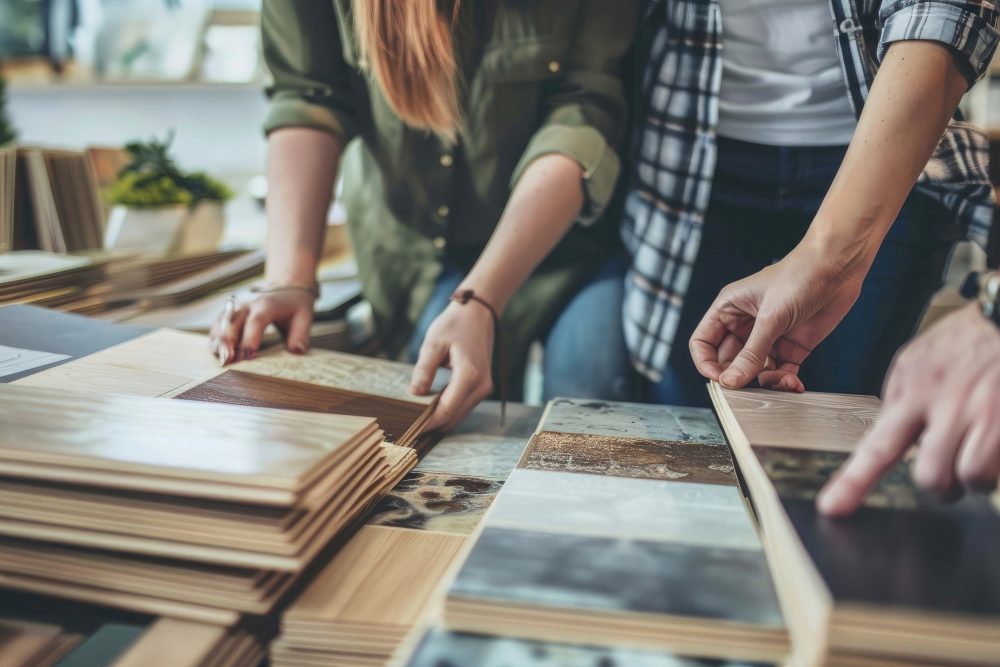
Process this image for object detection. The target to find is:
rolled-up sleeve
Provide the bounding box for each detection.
[509,0,638,226]
[878,0,1000,86]
[261,0,359,144]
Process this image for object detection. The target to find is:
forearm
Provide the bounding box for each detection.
[264,128,342,285]
[460,154,585,313]
[805,41,968,270]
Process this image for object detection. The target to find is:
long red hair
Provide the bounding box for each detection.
[353,0,462,138]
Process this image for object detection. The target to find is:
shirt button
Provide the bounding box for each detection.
[433,236,447,250]
[437,205,450,218]
[548,60,560,73]
[439,154,454,167]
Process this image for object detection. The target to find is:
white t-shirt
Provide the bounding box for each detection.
[717,0,858,146]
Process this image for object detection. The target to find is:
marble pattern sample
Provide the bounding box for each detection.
[449,527,784,628]
[540,398,724,445]
[405,628,772,667]
[367,471,503,535]
[417,432,529,480]
[488,469,761,551]
[521,431,735,484]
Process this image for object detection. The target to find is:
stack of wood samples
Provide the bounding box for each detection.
[209,347,441,450]
[271,526,466,667]
[708,384,1000,667]
[443,398,788,663]
[274,401,534,667]
[0,251,107,307]
[0,383,388,624]
[13,147,104,253]
[109,618,265,667]
[0,618,84,667]
[1,143,14,253]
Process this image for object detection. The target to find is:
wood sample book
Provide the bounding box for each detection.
[224,347,442,449]
[443,398,787,664]
[0,383,390,623]
[709,384,1000,667]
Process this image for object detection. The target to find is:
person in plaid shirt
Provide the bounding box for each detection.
[622,0,999,406]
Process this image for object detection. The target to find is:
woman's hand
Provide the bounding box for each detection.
[209,290,315,364]
[411,300,496,432]
[818,303,1000,516]
[690,241,867,392]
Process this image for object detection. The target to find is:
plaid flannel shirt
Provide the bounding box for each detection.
[622,0,1000,381]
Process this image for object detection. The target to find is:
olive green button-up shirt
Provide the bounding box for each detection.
[261,0,636,386]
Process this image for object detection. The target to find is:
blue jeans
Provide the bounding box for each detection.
[651,136,955,407]
[408,255,633,402]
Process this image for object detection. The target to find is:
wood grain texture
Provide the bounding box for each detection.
[0,619,62,667]
[718,387,881,453]
[110,619,227,667]
[520,431,736,485]
[13,329,223,398]
[0,383,376,494]
[367,472,503,535]
[177,370,428,445]
[235,348,437,406]
[285,525,465,629]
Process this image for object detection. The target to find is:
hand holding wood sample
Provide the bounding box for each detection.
[709,383,1000,667]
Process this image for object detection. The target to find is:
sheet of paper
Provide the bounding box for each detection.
[0,344,70,379]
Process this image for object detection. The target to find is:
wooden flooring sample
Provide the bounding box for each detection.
[235,348,436,405]
[0,619,62,667]
[0,383,376,498]
[367,472,502,535]
[13,329,222,398]
[538,398,725,445]
[717,386,881,453]
[520,431,736,485]
[177,370,426,445]
[285,525,464,630]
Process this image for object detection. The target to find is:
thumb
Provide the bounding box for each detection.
[720,314,785,389]
[285,308,313,355]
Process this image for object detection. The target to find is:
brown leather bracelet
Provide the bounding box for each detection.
[450,288,507,425]
[250,282,321,300]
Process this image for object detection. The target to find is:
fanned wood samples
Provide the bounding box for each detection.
[233,348,440,449]
[709,383,1000,667]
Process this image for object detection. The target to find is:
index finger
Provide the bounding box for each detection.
[424,358,486,433]
[690,311,730,381]
[816,406,925,516]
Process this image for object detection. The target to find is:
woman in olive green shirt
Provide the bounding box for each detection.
[210,0,638,430]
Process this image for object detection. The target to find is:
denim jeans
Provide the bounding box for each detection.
[408,255,633,402]
[651,136,956,407]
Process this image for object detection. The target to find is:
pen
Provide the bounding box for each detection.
[219,295,236,366]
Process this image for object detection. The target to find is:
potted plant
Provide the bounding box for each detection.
[103,133,233,255]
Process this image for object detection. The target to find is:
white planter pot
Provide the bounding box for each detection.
[104,201,226,256]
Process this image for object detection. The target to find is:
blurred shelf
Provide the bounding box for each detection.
[8,81,266,93]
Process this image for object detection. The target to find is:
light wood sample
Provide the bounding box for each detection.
[0,383,378,500]
[13,329,224,398]
[714,386,881,453]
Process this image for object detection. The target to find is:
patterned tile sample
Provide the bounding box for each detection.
[539,398,725,445]
[367,471,502,535]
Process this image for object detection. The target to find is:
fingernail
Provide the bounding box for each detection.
[719,370,740,388]
[219,348,230,366]
[816,485,842,515]
[291,343,307,354]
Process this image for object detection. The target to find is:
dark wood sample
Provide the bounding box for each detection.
[521,431,736,485]
[177,370,427,445]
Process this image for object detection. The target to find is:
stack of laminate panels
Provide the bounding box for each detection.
[443,397,789,664]
[0,383,390,625]
[709,384,1000,667]
[273,401,538,667]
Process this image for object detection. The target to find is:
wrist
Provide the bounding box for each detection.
[455,282,507,317]
[799,220,880,277]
